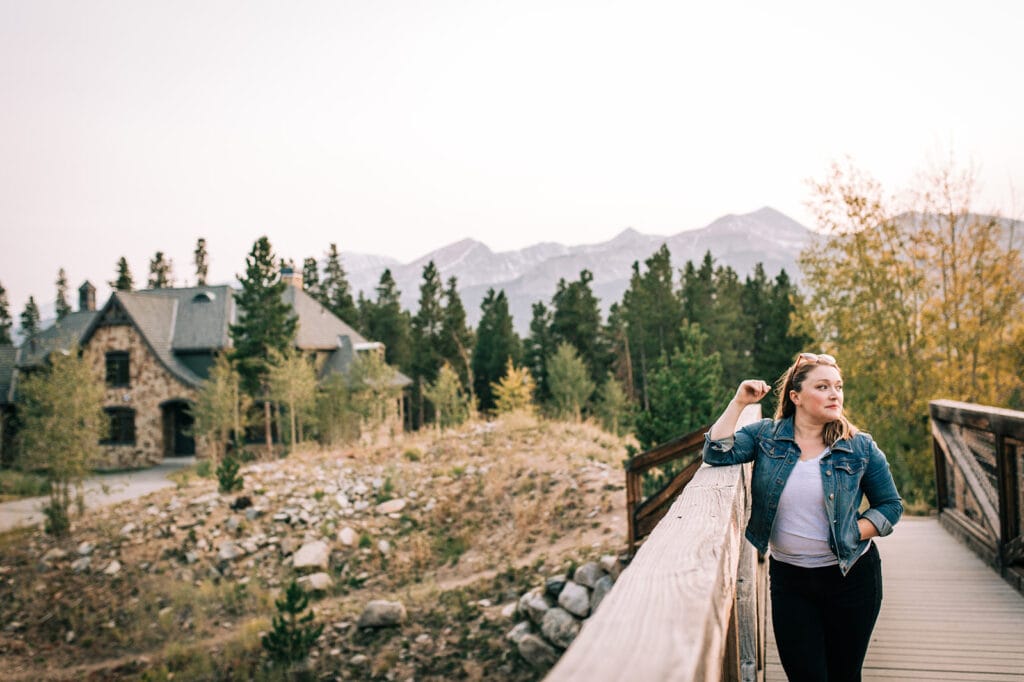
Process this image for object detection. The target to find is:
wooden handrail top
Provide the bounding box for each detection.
[548,405,761,682]
[626,427,709,473]
[930,399,1024,435]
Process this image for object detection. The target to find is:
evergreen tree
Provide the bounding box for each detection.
[594,373,632,436]
[679,252,715,329]
[321,243,358,325]
[361,269,412,372]
[110,256,134,291]
[302,256,322,302]
[546,342,595,421]
[229,236,299,447]
[437,276,475,400]
[148,251,174,289]
[634,322,724,451]
[620,245,683,407]
[261,578,324,665]
[524,301,555,403]
[55,268,72,320]
[194,237,209,286]
[20,296,40,339]
[472,288,521,412]
[550,269,607,384]
[0,281,12,344]
[410,261,445,428]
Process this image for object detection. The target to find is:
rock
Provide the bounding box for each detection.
[501,602,518,618]
[377,539,391,555]
[230,496,252,511]
[414,633,432,645]
[590,575,614,613]
[572,561,605,589]
[352,482,369,496]
[70,557,91,573]
[297,572,334,593]
[541,607,581,649]
[244,507,262,521]
[293,540,330,571]
[76,542,94,556]
[225,516,242,533]
[119,523,137,536]
[337,527,357,546]
[357,600,406,628]
[335,493,350,508]
[505,621,531,644]
[217,541,245,562]
[272,511,291,523]
[518,589,552,626]
[42,548,68,562]
[557,581,590,618]
[599,554,622,578]
[279,537,300,556]
[350,654,369,665]
[354,500,370,512]
[65,630,75,643]
[545,574,567,599]
[517,633,558,668]
[103,560,122,576]
[375,498,406,515]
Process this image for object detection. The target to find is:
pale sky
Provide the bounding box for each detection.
[1,0,1021,320]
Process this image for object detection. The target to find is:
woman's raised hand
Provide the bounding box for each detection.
[734,379,771,405]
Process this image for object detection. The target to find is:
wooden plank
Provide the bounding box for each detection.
[626,427,709,472]
[547,405,761,682]
[932,419,1000,536]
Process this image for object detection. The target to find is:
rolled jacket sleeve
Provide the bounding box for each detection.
[857,436,903,536]
[702,418,771,466]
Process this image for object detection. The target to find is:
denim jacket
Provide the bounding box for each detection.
[702,417,903,575]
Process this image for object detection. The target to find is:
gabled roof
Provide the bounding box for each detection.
[282,285,368,349]
[15,310,99,369]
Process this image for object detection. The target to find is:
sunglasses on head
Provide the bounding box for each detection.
[795,352,837,368]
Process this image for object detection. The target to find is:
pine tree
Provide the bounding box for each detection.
[194,237,209,286]
[55,268,72,320]
[620,245,683,407]
[550,269,607,384]
[20,296,41,339]
[546,342,595,421]
[410,262,445,428]
[438,276,475,401]
[0,281,12,344]
[261,578,324,665]
[302,256,322,302]
[472,288,521,412]
[148,251,173,289]
[229,236,299,448]
[110,256,134,291]
[524,301,554,403]
[634,322,724,451]
[361,269,412,371]
[321,243,358,325]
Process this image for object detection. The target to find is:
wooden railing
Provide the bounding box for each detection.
[931,399,1024,594]
[548,405,765,682]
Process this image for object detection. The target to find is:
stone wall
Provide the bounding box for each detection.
[83,324,200,469]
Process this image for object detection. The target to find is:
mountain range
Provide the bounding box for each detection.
[341,206,815,334]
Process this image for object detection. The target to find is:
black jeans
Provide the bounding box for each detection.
[769,543,882,682]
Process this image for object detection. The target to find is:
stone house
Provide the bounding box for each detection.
[3,276,409,470]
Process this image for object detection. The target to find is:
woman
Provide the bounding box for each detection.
[703,352,902,682]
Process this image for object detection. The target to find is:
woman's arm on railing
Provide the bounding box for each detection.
[709,380,771,441]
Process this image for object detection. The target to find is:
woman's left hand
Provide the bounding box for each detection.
[858,518,879,541]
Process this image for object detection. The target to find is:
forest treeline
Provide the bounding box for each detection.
[3,160,1022,507]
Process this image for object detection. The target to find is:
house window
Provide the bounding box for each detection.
[103,408,136,445]
[106,351,130,387]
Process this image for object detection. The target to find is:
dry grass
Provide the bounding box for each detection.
[0,415,631,681]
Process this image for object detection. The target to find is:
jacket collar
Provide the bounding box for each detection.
[773,416,854,453]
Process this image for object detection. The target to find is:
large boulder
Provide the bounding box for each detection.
[557,580,591,618]
[518,589,553,626]
[357,600,407,628]
[590,574,614,613]
[517,633,559,668]
[572,561,606,589]
[541,607,581,650]
[293,540,330,571]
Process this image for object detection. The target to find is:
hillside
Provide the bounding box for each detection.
[0,415,631,681]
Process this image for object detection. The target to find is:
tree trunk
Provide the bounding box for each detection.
[264,400,272,452]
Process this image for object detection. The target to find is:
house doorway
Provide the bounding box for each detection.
[161,400,195,457]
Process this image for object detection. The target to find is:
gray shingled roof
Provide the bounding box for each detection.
[15,310,99,369]
[282,285,368,349]
[0,344,16,405]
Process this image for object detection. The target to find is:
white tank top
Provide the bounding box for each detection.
[769,450,839,568]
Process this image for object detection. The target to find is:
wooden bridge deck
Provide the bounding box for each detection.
[766,516,1024,681]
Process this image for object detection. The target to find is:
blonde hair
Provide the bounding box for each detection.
[773,354,858,446]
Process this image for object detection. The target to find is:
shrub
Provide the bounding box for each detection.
[261,579,323,665]
[216,450,243,493]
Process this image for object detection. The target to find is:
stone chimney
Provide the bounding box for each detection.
[79,281,96,312]
[280,265,303,290]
